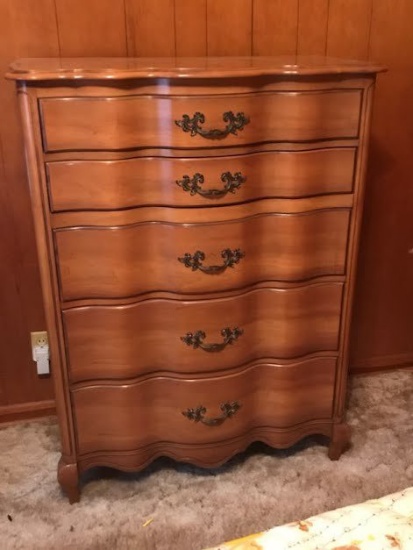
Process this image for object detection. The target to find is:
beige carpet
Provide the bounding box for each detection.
[1,370,412,550]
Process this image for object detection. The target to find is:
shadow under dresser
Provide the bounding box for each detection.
[7,56,384,502]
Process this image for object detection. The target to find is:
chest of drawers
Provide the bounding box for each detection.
[8,56,383,503]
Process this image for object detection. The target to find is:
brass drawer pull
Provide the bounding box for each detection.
[176,172,246,199]
[182,401,241,426]
[175,111,249,140]
[181,327,243,353]
[178,248,244,275]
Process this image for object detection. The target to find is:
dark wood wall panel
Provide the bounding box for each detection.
[350,0,413,370]
[55,0,128,56]
[0,0,412,420]
[207,0,252,56]
[0,0,58,415]
[126,0,175,57]
[297,0,328,55]
[253,0,299,55]
[326,0,373,59]
[176,0,207,57]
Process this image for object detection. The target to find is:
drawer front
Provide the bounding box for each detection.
[55,209,350,300]
[47,148,356,211]
[40,90,361,152]
[72,358,336,454]
[63,284,343,382]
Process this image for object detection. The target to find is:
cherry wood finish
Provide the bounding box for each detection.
[39,90,362,152]
[64,284,343,382]
[55,209,350,300]
[46,148,356,211]
[10,56,381,500]
[72,360,336,454]
[9,56,383,80]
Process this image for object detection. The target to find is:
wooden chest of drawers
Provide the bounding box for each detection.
[8,56,383,503]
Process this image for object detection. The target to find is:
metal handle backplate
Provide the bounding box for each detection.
[176,172,246,199]
[175,111,249,140]
[182,401,241,426]
[181,327,243,353]
[178,248,244,275]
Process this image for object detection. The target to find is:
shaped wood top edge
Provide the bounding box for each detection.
[6,56,386,81]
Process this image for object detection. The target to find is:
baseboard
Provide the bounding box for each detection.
[0,400,56,423]
[351,352,413,374]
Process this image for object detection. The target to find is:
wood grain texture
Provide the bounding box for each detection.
[125,0,175,56]
[253,0,299,55]
[0,138,11,405]
[75,420,336,473]
[54,0,128,56]
[39,89,362,152]
[350,0,413,370]
[63,285,343,382]
[207,0,252,56]
[0,400,55,422]
[55,210,350,300]
[46,148,356,211]
[0,0,59,410]
[17,89,77,460]
[72,359,336,454]
[297,0,328,55]
[175,0,207,57]
[326,0,373,59]
[8,56,384,80]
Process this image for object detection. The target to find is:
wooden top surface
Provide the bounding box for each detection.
[6,56,385,81]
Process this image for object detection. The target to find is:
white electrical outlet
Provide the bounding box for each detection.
[31,331,50,375]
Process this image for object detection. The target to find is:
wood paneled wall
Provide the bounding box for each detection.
[1,0,412,420]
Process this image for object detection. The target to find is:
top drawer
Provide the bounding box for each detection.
[39,90,362,152]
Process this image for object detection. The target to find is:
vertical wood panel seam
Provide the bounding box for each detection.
[295,0,300,56]
[366,0,374,61]
[205,0,208,57]
[250,0,254,56]
[324,0,331,56]
[206,0,209,57]
[52,0,62,56]
[251,0,256,55]
[122,0,130,57]
[173,0,177,57]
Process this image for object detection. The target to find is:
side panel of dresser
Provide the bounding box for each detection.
[331,77,376,458]
[17,85,79,503]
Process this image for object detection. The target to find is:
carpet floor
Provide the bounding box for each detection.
[1,369,412,550]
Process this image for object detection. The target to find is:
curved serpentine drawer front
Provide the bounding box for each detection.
[72,358,336,455]
[39,90,362,152]
[55,209,350,301]
[63,283,343,382]
[46,148,356,211]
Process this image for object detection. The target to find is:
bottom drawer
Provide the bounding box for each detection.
[73,358,336,455]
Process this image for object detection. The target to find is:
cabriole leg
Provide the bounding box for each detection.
[328,422,351,460]
[57,456,80,503]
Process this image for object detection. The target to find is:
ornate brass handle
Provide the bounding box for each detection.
[176,172,246,199]
[182,401,241,426]
[178,248,244,275]
[181,327,243,352]
[175,111,249,140]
